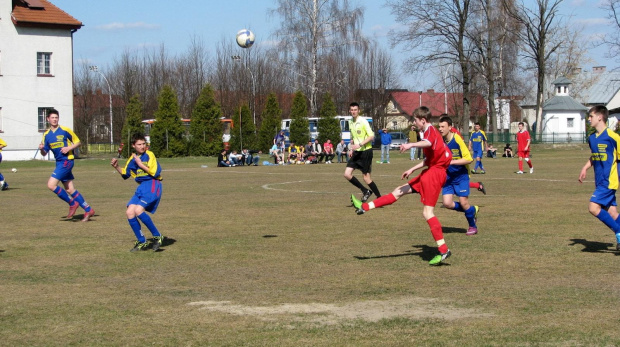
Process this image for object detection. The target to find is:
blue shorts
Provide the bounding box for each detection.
[128,180,163,213]
[590,187,617,208]
[51,160,75,182]
[443,175,470,197]
[472,150,483,159]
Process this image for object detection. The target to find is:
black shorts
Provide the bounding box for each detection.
[347,149,373,174]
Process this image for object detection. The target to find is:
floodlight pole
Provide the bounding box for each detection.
[89,65,113,147]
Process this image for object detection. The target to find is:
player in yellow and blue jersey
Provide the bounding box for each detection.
[111,134,165,252]
[439,116,479,235]
[468,122,487,174]
[0,137,8,191]
[38,109,95,221]
[579,106,620,251]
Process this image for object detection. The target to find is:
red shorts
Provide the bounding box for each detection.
[408,166,447,206]
[517,150,530,158]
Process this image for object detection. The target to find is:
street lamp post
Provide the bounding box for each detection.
[89,66,113,147]
[231,55,256,127]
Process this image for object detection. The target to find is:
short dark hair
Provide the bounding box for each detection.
[47,108,60,117]
[131,133,146,145]
[589,105,609,122]
[474,122,481,126]
[349,102,360,109]
[439,115,453,126]
[518,122,525,126]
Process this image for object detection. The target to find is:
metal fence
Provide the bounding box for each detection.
[486,132,587,145]
[85,143,120,154]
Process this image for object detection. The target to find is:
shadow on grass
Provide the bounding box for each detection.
[569,238,618,255]
[442,226,468,234]
[263,235,278,238]
[354,244,444,263]
[152,237,177,252]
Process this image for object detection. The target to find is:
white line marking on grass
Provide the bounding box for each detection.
[262,180,342,194]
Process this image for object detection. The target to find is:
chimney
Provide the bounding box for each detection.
[593,66,606,74]
[572,67,582,75]
[427,89,435,93]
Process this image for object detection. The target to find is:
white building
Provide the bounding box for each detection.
[541,77,588,142]
[0,0,82,160]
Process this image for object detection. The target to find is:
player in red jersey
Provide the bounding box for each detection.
[516,122,533,174]
[351,107,453,265]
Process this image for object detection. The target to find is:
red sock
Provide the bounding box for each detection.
[518,160,523,171]
[469,182,480,189]
[364,193,396,210]
[527,160,533,168]
[427,217,448,253]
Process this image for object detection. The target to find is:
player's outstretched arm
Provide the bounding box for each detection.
[110,158,124,175]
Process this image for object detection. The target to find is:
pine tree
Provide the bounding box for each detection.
[189,84,223,156]
[317,92,341,144]
[229,104,257,151]
[120,94,145,158]
[150,85,186,157]
[289,91,310,145]
[258,93,282,152]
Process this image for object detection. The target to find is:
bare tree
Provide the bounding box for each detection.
[270,0,368,117]
[387,0,475,135]
[601,0,620,61]
[505,0,564,139]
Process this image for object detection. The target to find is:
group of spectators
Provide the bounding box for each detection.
[270,134,350,165]
[217,148,261,167]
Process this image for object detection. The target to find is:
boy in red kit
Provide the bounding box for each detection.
[351,106,453,265]
[516,122,533,174]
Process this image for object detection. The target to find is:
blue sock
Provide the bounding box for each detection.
[453,202,465,212]
[464,206,477,227]
[597,209,620,234]
[70,190,91,212]
[128,217,146,243]
[53,186,73,204]
[137,212,161,237]
[479,162,485,171]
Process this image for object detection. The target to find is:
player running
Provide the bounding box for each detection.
[468,122,487,174]
[111,134,165,252]
[579,106,620,251]
[448,123,486,195]
[516,122,534,174]
[439,116,479,235]
[39,109,95,221]
[0,137,8,191]
[351,106,453,265]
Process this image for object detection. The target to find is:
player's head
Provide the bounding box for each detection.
[589,105,608,124]
[131,134,147,154]
[518,122,525,130]
[412,106,431,128]
[474,122,481,130]
[46,108,60,126]
[349,102,360,116]
[438,115,453,137]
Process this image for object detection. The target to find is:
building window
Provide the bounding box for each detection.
[567,118,574,128]
[37,52,52,75]
[38,107,53,131]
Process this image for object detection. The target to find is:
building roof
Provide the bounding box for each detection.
[389,90,487,117]
[580,71,620,105]
[542,95,588,111]
[552,77,572,85]
[12,0,83,30]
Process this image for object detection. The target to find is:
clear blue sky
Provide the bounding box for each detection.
[51,0,616,90]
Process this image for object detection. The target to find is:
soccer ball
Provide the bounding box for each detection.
[11,168,17,173]
[236,29,255,48]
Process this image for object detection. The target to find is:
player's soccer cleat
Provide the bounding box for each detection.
[429,249,451,265]
[477,182,486,195]
[361,189,373,202]
[130,240,150,252]
[480,170,486,174]
[350,194,365,215]
[1,181,8,191]
[466,227,478,236]
[152,236,165,251]
[470,169,477,174]
[530,168,534,174]
[516,171,523,174]
[81,209,95,222]
[67,202,79,218]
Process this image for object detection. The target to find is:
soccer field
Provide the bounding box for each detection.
[2,145,619,346]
